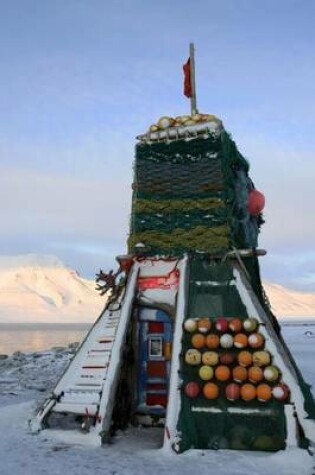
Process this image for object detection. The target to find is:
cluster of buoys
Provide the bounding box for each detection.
[207,425,285,451]
[148,113,220,133]
[183,316,290,403]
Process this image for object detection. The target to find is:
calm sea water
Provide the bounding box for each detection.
[0,323,90,355]
[1,319,315,356]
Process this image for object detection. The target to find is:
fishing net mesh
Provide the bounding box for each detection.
[128,130,260,256]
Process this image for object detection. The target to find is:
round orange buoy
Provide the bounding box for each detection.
[229,318,243,333]
[203,382,219,400]
[232,366,248,383]
[191,333,206,349]
[220,352,236,365]
[248,333,265,349]
[248,189,265,216]
[215,365,231,382]
[238,351,253,367]
[202,351,219,366]
[206,334,220,349]
[234,333,248,349]
[252,351,271,367]
[240,383,257,401]
[248,366,264,383]
[257,383,272,402]
[225,383,241,401]
[197,318,212,334]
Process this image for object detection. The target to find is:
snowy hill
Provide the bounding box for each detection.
[0,254,104,323]
[263,281,315,318]
[0,254,314,323]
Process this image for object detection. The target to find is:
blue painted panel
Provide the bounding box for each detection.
[136,307,172,416]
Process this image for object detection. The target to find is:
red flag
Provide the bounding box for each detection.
[183,58,192,98]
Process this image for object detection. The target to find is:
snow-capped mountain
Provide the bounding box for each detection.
[263,281,315,318]
[0,254,314,323]
[0,254,104,323]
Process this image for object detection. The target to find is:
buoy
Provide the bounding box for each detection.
[248,189,265,216]
[264,365,280,382]
[215,317,229,332]
[234,333,248,349]
[257,384,272,402]
[272,383,290,401]
[203,382,219,400]
[206,334,220,349]
[184,381,200,398]
[252,435,274,451]
[243,318,259,333]
[225,383,241,401]
[252,351,271,367]
[220,333,234,349]
[202,351,219,366]
[240,383,257,401]
[229,318,243,333]
[215,365,231,382]
[184,319,198,333]
[232,366,248,383]
[248,366,264,383]
[199,365,214,381]
[197,318,212,333]
[185,349,202,366]
[238,351,253,367]
[149,124,159,133]
[248,333,265,349]
[191,333,206,349]
[157,116,173,129]
[220,352,236,365]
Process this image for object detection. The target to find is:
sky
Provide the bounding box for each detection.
[0,0,315,291]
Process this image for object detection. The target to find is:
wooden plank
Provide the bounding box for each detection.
[52,403,98,416]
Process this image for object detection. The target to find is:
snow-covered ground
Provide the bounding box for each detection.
[0,323,315,475]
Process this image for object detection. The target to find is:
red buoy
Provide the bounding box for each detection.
[248,189,265,216]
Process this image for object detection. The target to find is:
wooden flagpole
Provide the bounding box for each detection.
[189,42,198,115]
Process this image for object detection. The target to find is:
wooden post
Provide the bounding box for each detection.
[189,43,198,115]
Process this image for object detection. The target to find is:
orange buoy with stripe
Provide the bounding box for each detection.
[241,383,257,401]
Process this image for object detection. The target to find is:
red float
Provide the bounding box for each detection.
[272,383,290,401]
[215,317,229,332]
[248,189,265,216]
[184,381,200,398]
[225,383,241,401]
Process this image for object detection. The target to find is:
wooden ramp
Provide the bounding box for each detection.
[30,263,139,444]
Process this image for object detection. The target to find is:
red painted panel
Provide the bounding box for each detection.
[148,322,164,333]
[146,394,167,407]
[147,361,166,377]
[147,383,167,392]
[138,269,179,291]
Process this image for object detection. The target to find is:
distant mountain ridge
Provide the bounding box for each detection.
[0,254,104,323]
[0,254,314,322]
[263,281,315,318]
